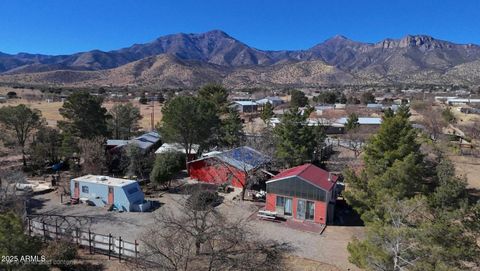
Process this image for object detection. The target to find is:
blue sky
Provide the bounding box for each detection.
[0,0,479,55]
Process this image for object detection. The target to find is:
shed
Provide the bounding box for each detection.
[187,146,270,188]
[230,101,258,113]
[155,143,199,161]
[256,96,284,107]
[265,164,338,224]
[70,175,150,212]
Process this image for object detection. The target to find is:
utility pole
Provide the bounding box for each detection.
[151,96,155,131]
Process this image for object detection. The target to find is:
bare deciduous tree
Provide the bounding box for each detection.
[78,137,106,175]
[141,194,290,271]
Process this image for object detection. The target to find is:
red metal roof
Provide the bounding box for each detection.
[270,163,338,191]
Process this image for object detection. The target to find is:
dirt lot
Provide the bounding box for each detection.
[449,155,480,189]
[0,99,162,130]
[30,185,362,271]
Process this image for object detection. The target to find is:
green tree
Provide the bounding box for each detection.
[289,89,308,108]
[441,107,456,123]
[58,91,109,139]
[220,108,244,148]
[260,102,275,125]
[360,91,375,104]
[0,212,45,271]
[108,102,142,139]
[198,83,229,113]
[6,91,17,99]
[30,126,62,167]
[313,91,337,104]
[345,113,360,132]
[160,96,220,165]
[0,104,44,166]
[139,94,148,105]
[126,144,154,180]
[150,151,184,188]
[345,107,480,270]
[344,107,425,221]
[59,131,79,160]
[274,108,325,167]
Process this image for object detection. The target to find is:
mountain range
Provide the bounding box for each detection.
[1,30,480,88]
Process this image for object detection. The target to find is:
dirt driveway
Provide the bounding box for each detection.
[30,188,363,271]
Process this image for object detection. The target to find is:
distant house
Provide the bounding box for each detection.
[265,164,338,224]
[131,131,161,152]
[230,101,258,113]
[106,131,161,153]
[70,175,150,212]
[188,146,270,188]
[155,143,199,161]
[256,96,284,107]
[446,98,480,106]
[106,139,130,151]
[366,103,384,110]
[336,117,382,126]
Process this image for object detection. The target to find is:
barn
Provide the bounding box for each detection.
[70,175,150,212]
[265,164,338,224]
[187,146,270,188]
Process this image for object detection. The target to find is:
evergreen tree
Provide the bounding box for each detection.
[345,106,480,270]
[150,151,184,188]
[289,89,308,108]
[160,96,220,164]
[59,91,110,139]
[260,102,275,125]
[108,102,142,139]
[220,108,244,148]
[345,113,360,132]
[274,107,325,167]
[198,83,229,113]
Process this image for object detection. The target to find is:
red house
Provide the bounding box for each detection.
[188,146,270,188]
[265,164,338,224]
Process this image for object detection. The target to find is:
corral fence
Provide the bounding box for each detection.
[26,216,139,263]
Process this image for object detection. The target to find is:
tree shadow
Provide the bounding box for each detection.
[169,183,218,195]
[27,197,50,213]
[70,262,104,271]
[467,188,480,203]
[334,199,364,226]
[146,200,164,212]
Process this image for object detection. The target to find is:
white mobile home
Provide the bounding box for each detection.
[70,175,150,212]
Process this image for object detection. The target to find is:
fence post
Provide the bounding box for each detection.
[28,218,31,236]
[135,240,138,265]
[42,221,46,240]
[118,236,122,262]
[75,228,79,246]
[108,234,112,260]
[88,230,92,254]
[55,220,58,240]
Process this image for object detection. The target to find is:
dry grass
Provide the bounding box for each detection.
[449,155,480,189]
[0,99,162,130]
[285,255,342,271]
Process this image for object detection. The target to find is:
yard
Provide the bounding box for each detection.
[0,99,162,130]
[29,181,363,271]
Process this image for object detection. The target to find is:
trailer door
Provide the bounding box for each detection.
[108,187,114,204]
[74,182,79,198]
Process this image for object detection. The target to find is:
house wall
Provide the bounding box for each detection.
[188,158,246,188]
[265,192,328,224]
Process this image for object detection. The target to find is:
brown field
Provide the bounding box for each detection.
[449,155,480,189]
[0,99,162,130]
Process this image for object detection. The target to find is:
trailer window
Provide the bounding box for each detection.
[82,186,89,193]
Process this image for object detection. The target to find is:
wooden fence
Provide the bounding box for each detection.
[27,217,139,262]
